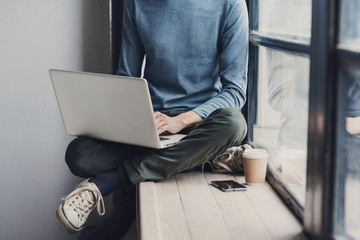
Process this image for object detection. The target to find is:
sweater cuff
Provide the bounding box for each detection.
[192,107,211,119]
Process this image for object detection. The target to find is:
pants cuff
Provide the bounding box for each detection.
[123,159,142,185]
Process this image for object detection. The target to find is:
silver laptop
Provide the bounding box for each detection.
[49,69,186,149]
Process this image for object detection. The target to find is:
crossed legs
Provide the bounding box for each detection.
[57,108,247,234]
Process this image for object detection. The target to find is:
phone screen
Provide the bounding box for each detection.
[210,180,247,192]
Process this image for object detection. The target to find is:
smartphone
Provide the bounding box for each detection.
[210,180,247,192]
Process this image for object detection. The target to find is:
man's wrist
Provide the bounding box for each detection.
[175,110,202,129]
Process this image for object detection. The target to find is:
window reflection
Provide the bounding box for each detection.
[267,50,309,185]
[339,66,360,239]
[252,47,309,205]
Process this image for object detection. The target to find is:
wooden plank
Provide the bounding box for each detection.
[175,172,233,240]
[138,182,162,240]
[204,173,273,240]
[138,172,307,240]
[234,176,306,240]
[154,176,192,240]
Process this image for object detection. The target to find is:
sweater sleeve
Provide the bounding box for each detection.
[116,0,145,77]
[193,0,249,118]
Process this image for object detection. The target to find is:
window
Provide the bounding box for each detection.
[334,0,360,238]
[248,0,360,238]
[247,0,312,220]
[257,0,312,43]
[337,65,360,239]
[339,0,360,51]
[254,47,309,205]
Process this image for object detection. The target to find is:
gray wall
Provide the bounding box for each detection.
[0,1,111,239]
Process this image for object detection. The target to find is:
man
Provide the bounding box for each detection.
[56,0,249,235]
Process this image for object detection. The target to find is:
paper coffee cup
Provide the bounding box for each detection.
[242,149,268,185]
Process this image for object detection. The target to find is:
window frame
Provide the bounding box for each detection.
[303,0,339,238]
[245,0,312,224]
[246,0,360,238]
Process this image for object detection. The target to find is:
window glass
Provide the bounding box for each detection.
[250,47,310,205]
[339,0,360,51]
[336,65,360,239]
[253,0,312,43]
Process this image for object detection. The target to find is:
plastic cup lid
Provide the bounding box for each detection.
[242,149,268,159]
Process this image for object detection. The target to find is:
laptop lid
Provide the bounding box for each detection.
[50,69,167,148]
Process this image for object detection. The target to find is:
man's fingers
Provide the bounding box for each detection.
[157,120,167,130]
[157,124,167,134]
[153,112,173,134]
[155,115,167,125]
[154,111,163,119]
[155,115,164,121]
[157,127,164,135]
[154,112,167,126]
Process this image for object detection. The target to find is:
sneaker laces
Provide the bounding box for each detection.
[203,144,253,174]
[61,180,105,222]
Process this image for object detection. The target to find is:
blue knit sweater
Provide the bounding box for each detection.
[117,0,248,118]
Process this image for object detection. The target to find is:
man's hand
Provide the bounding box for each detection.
[154,112,184,134]
[154,110,202,135]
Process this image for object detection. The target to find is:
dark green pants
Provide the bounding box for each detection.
[65,108,247,185]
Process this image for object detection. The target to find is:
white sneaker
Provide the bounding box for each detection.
[56,179,105,232]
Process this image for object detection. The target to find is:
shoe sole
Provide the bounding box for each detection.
[56,205,82,233]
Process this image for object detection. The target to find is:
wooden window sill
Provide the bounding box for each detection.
[137,171,308,240]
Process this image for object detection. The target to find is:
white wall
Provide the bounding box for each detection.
[0,1,111,239]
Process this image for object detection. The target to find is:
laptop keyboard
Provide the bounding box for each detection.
[160,137,170,141]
